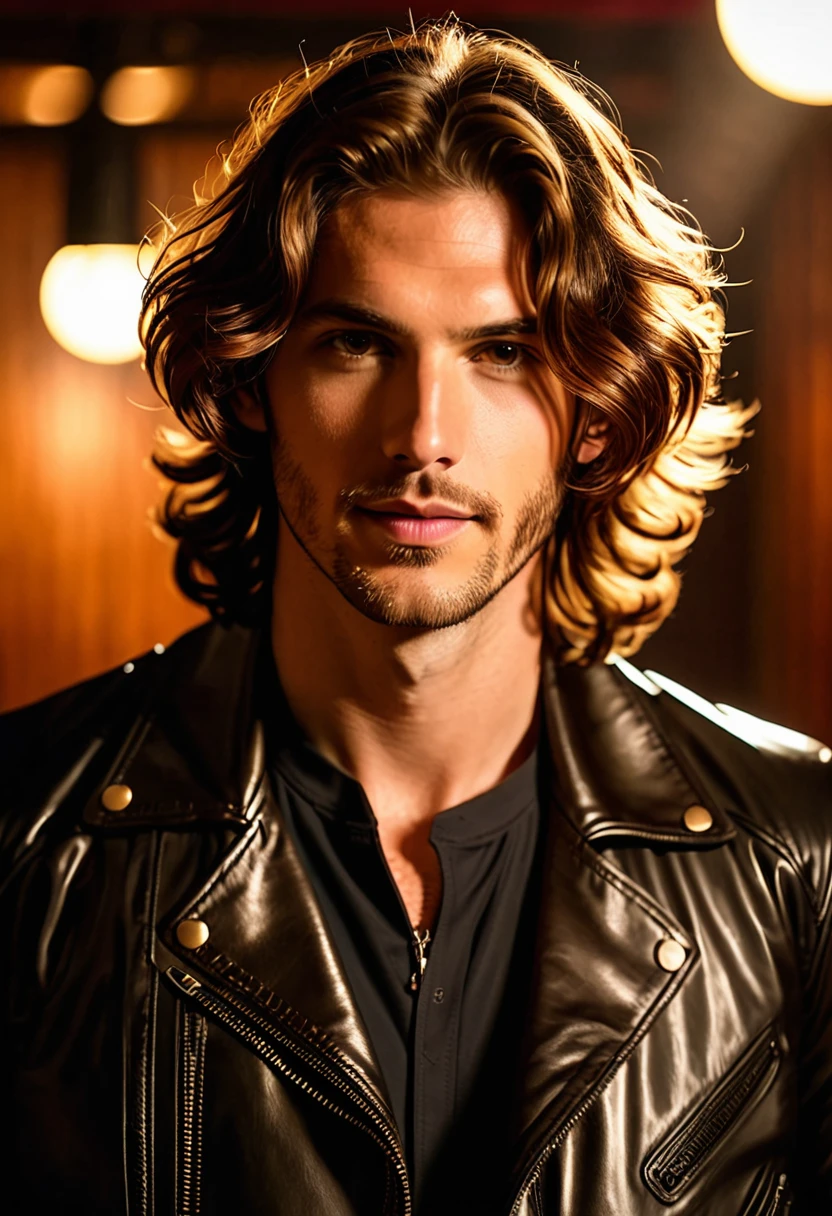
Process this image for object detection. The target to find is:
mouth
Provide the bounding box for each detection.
[354,500,477,545]
[356,499,477,521]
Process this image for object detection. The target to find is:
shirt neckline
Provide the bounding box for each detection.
[258,643,541,846]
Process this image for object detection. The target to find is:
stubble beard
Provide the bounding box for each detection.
[272,439,562,631]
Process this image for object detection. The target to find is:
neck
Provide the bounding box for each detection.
[269,528,545,824]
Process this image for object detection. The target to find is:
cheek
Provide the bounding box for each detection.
[471,390,561,488]
[268,359,371,454]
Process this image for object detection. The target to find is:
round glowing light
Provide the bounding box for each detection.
[716,0,832,105]
[0,64,93,126]
[100,66,194,126]
[39,244,144,364]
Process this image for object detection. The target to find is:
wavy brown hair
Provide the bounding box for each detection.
[141,16,757,663]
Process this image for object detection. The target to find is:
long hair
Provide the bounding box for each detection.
[141,17,756,663]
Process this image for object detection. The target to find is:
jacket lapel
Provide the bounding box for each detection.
[154,790,393,1117]
[507,805,697,1197]
[79,622,394,1121]
[506,653,735,1204]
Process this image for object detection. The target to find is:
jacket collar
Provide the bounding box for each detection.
[83,623,266,831]
[541,649,735,846]
[83,621,734,848]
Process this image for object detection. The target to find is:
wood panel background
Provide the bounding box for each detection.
[754,123,832,744]
[0,131,219,712]
[2,118,831,740]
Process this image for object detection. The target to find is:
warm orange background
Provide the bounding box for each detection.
[0,131,214,708]
[1,42,831,745]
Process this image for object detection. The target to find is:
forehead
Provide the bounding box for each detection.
[306,188,534,313]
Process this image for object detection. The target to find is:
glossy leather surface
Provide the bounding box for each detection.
[1,621,829,1214]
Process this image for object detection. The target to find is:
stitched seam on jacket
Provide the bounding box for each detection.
[145,830,165,1216]
[176,819,261,912]
[556,806,693,936]
[134,834,152,1216]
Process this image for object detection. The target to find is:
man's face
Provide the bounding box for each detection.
[261,188,576,630]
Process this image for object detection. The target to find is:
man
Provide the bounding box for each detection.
[2,17,830,1215]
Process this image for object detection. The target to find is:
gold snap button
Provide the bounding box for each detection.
[176,919,210,949]
[683,804,713,833]
[101,784,133,812]
[656,939,687,972]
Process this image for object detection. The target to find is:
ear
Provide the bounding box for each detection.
[232,386,269,434]
[576,418,608,464]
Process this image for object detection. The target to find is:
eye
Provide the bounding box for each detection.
[329,331,383,359]
[474,342,533,371]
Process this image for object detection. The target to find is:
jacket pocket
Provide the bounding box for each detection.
[643,1024,781,1204]
[177,1002,207,1216]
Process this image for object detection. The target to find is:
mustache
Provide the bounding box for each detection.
[340,473,503,527]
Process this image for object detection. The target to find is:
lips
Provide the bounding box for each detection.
[354,500,475,545]
[357,499,475,521]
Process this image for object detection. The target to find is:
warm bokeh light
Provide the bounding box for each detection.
[0,64,93,126]
[716,0,832,105]
[100,66,194,126]
[24,64,94,125]
[39,244,144,364]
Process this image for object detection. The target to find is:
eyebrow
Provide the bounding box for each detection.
[294,298,539,342]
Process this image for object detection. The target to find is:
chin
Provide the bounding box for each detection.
[332,552,505,630]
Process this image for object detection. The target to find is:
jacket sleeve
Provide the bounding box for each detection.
[793,773,832,1208]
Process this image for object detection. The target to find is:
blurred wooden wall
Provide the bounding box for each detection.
[0,130,219,712]
[755,120,832,744]
[3,115,832,738]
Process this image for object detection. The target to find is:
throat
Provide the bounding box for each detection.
[377,821,443,932]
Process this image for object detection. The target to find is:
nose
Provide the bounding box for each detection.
[380,349,469,471]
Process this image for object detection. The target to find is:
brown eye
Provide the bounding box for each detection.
[476,342,529,369]
[332,331,375,357]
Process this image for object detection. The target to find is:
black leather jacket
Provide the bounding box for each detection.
[2,621,831,1215]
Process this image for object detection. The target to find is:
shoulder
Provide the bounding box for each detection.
[0,623,219,858]
[613,657,832,912]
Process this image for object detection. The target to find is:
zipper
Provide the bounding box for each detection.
[177,1005,207,1216]
[166,966,411,1216]
[642,1031,778,1201]
[408,929,431,992]
[644,1029,781,1203]
[511,1029,781,1214]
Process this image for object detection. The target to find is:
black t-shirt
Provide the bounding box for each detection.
[260,657,548,1214]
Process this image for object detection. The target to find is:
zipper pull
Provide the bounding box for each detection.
[409,929,431,992]
[772,1174,788,1212]
[167,967,202,995]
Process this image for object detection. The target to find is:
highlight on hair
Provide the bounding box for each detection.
[141,15,757,663]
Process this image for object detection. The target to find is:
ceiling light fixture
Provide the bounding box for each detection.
[716,0,832,105]
[39,111,145,365]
